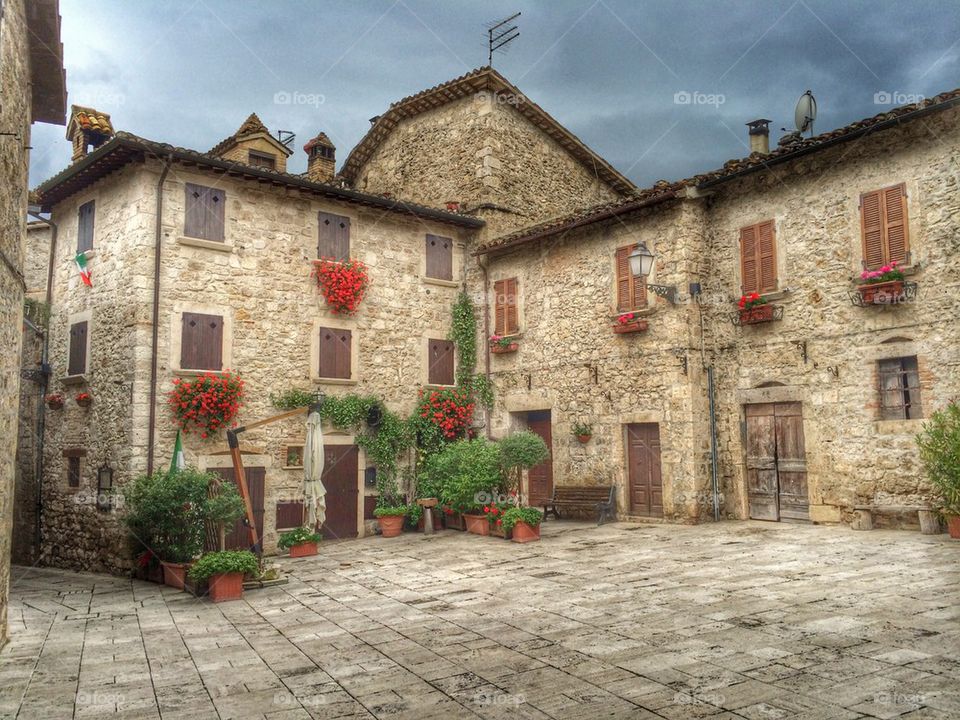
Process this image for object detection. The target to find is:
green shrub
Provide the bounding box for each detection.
[572,422,592,436]
[498,431,549,497]
[188,550,259,581]
[373,505,408,517]
[917,401,960,515]
[277,527,322,550]
[427,438,503,514]
[501,506,543,533]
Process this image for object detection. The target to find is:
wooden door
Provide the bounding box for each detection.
[626,423,663,517]
[321,445,359,540]
[211,466,265,551]
[745,403,808,521]
[526,411,553,505]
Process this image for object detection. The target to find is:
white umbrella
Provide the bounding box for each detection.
[304,410,326,530]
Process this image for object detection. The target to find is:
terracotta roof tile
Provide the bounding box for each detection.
[65,105,113,140]
[303,131,334,152]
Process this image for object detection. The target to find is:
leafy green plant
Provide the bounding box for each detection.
[428,439,503,514]
[501,506,543,534]
[406,502,423,527]
[449,290,494,409]
[187,550,259,581]
[498,431,549,498]
[572,422,593,437]
[917,401,960,515]
[269,388,317,410]
[277,527,322,550]
[373,505,408,517]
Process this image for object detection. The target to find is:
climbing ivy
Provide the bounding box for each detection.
[448,291,494,408]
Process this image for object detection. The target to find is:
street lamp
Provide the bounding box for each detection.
[628,241,677,304]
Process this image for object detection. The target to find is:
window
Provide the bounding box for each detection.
[284,445,304,468]
[739,220,777,294]
[77,200,95,254]
[428,339,455,386]
[318,326,352,379]
[318,211,350,261]
[184,183,226,241]
[861,183,909,269]
[878,356,921,420]
[493,278,519,335]
[276,501,304,530]
[68,320,88,376]
[615,245,647,311]
[64,450,85,488]
[425,234,453,281]
[180,312,223,370]
[248,150,276,170]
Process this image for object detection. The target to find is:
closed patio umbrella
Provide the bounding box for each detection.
[304,409,326,531]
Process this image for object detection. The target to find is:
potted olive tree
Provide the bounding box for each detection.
[434,439,503,535]
[498,431,549,504]
[188,550,259,602]
[917,401,960,538]
[278,527,323,557]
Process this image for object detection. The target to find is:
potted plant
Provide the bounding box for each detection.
[917,400,960,539]
[169,372,244,440]
[312,258,370,315]
[498,431,550,504]
[188,550,259,603]
[572,422,593,443]
[857,262,906,304]
[489,334,519,354]
[431,439,503,535]
[737,293,774,324]
[374,505,408,537]
[502,507,543,543]
[613,312,648,334]
[45,393,64,410]
[278,526,322,557]
[483,500,513,537]
[75,392,92,408]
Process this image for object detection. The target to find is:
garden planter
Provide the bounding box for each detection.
[947,515,960,539]
[161,561,188,590]
[857,280,904,305]
[76,396,92,408]
[491,342,519,354]
[490,525,507,538]
[576,434,592,444]
[444,511,465,531]
[464,513,490,536]
[738,304,774,325]
[207,572,244,602]
[613,320,648,334]
[46,398,64,410]
[511,521,540,543]
[379,515,405,538]
[289,541,318,558]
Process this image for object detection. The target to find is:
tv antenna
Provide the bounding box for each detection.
[276,130,296,149]
[794,90,817,137]
[488,12,520,66]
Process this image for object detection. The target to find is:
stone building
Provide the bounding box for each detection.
[0,0,66,646]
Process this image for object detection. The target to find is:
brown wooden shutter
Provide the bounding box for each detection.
[882,183,909,266]
[425,234,453,280]
[428,339,455,386]
[77,200,95,254]
[615,246,646,311]
[757,220,777,293]
[505,278,519,334]
[318,212,350,260]
[275,501,304,530]
[184,184,226,242]
[180,313,223,370]
[860,189,884,270]
[493,279,506,335]
[318,327,351,379]
[739,225,759,294]
[68,320,88,375]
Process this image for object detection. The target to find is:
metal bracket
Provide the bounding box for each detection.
[730,304,784,326]
[672,348,688,375]
[848,281,918,307]
[793,340,807,364]
[647,283,678,304]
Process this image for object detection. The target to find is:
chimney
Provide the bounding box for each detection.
[746,119,771,155]
[65,105,114,162]
[304,132,336,183]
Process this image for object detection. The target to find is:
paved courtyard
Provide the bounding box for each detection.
[1,520,958,720]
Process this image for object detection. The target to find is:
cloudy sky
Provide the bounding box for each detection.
[29,0,960,191]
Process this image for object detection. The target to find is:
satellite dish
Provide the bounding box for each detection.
[795,90,817,136]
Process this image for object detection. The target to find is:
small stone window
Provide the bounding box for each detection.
[425,234,453,281]
[248,150,276,170]
[427,339,455,386]
[878,356,921,420]
[77,200,95,254]
[318,327,352,380]
[184,183,226,242]
[284,445,304,468]
[68,320,88,376]
[64,449,85,489]
[180,312,224,371]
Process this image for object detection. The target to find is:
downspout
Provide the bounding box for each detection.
[476,253,492,439]
[697,283,721,521]
[146,156,173,475]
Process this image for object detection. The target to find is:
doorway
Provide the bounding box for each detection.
[626,423,663,517]
[320,444,359,539]
[744,402,809,521]
[526,411,553,505]
[211,466,265,551]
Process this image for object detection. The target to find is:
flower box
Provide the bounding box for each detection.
[289,541,318,558]
[464,513,490,535]
[491,342,519,354]
[207,571,244,602]
[738,304,775,325]
[443,511,465,531]
[857,280,904,305]
[613,320,648,334]
[511,520,541,543]
[161,561,188,590]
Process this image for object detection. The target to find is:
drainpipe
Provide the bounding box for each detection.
[146,156,173,475]
[707,366,720,521]
[476,253,492,439]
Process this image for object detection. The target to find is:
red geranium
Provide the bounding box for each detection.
[414,387,474,440]
[312,258,370,314]
[737,292,765,310]
[168,371,244,437]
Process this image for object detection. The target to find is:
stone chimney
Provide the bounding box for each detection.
[304,132,336,183]
[66,105,114,162]
[746,119,771,155]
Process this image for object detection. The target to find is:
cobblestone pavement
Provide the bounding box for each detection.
[1,520,958,719]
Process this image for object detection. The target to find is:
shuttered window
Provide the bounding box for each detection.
[184,183,226,241]
[77,200,95,254]
[67,320,88,376]
[180,312,224,370]
[318,212,350,260]
[248,150,276,169]
[861,184,909,269]
[425,234,453,281]
[739,220,777,294]
[428,339,455,386]
[67,456,81,488]
[493,278,519,335]
[878,356,921,420]
[275,501,304,530]
[318,327,352,379]
[615,245,647,312]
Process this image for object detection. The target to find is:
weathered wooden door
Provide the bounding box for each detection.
[626,423,663,517]
[321,445,359,540]
[745,403,809,521]
[526,411,553,505]
[212,466,265,551]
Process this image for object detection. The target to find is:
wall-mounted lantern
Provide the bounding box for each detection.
[96,464,114,511]
[628,241,678,304]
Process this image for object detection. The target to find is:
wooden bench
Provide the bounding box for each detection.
[543,486,616,526]
[852,505,939,534]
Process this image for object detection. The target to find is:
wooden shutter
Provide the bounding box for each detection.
[757,220,777,293]
[615,246,647,312]
[318,212,350,260]
[739,225,759,294]
[68,320,88,375]
[180,312,223,370]
[318,327,351,379]
[860,189,884,270]
[77,200,95,254]
[184,183,226,242]
[882,183,909,266]
[493,278,519,335]
[425,234,453,280]
[275,501,304,530]
[428,339,455,386]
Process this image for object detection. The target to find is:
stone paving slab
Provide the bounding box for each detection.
[1,520,958,719]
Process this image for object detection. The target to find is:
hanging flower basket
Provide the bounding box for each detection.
[75,392,93,408]
[312,258,370,314]
[739,304,775,325]
[489,335,519,354]
[613,313,648,334]
[46,393,64,410]
[856,263,907,305]
[168,371,244,439]
[414,388,475,440]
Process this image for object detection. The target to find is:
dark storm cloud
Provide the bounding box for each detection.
[29,0,960,192]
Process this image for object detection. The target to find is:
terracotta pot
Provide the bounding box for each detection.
[491,342,519,354]
[161,561,187,590]
[576,434,592,444]
[511,520,541,543]
[147,564,164,584]
[613,320,648,334]
[857,280,905,305]
[289,541,318,558]
[464,513,490,536]
[76,397,92,408]
[444,511,465,531]
[947,515,960,539]
[46,398,64,410]
[490,524,507,538]
[207,572,244,602]
[379,514,405,538]
[738,304,774,325]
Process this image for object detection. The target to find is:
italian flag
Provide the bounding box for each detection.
[75,252,92,286]
[169,430,185,475]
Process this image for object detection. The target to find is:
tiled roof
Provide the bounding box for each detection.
[208,113,292,158]
[303,131,334,152]
[66,105,113,139]
[340,66,638,196]
[27,0,67,125]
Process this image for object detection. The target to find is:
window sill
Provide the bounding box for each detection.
[173,368,226,377]
[61,374,87,386]
[78,250,96,260]
[610,306,657,320]
[424,383,457,390]
[423,277,458,288]
[874,418,924,435]
[178,236,233,253]
[282,465,305,471]
[849,264,920,283]
[312,377,358,386]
